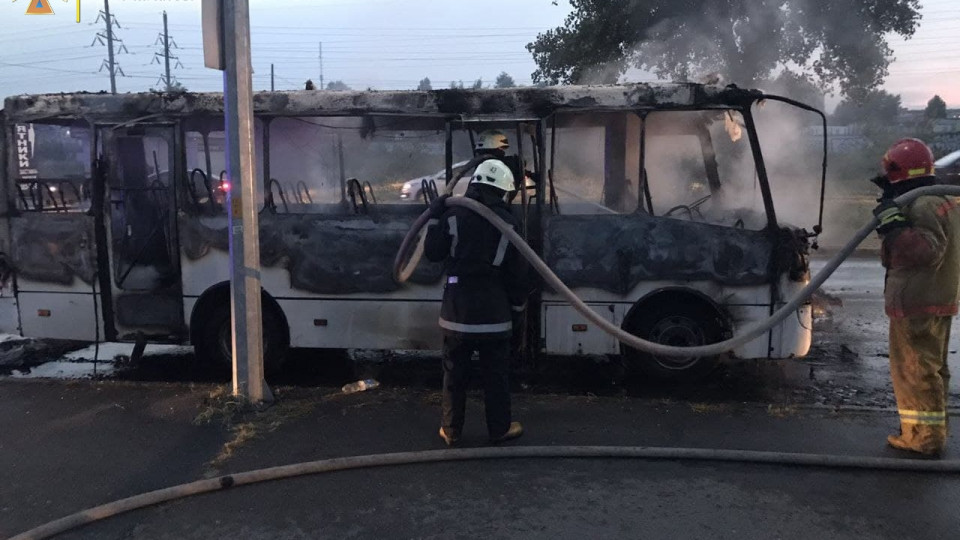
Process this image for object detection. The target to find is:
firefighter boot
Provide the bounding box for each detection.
[887,424,946,457]
[439,427,460,447]
[490,421,523,444]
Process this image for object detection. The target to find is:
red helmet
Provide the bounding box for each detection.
[882,138,935,184]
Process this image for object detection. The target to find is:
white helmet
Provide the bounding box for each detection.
[475,130,509,152]
[469,159,515,193]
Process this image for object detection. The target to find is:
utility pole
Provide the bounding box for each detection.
[93,0,127,93]
[152,11,183,91]
[271,63,275,91]
[203,0,273,404]
[318,41,324,90]
[163,11,170,90]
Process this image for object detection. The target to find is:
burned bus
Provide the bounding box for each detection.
[0,83,826,381]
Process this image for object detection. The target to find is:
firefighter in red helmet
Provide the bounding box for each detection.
[873,138,960,456]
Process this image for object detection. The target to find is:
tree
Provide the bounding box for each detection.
[925,95,947,120]
[305,79,316,90]
[150,80,187,93]
[417,77,433,91]
[831,90,901,127]
[527,0,921,100]
[449,80,464,89]
[494,72,516,88]
[326,80,351,91]
[471,78,483,89]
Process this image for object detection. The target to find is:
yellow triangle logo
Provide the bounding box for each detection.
[26,0,55,15]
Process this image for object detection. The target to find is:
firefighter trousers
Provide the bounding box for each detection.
[441,334,512,440]
[888,315,952,453]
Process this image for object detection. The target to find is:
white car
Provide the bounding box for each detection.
[399,159,538,202]
[399,160,472,201]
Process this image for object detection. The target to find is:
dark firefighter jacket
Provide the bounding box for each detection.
[424,188,528,339]
[881,194,960,318]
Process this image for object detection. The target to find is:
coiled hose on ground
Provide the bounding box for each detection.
[13,185,960,539]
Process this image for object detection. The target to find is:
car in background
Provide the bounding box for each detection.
[935,149,960,185]
[399,160,471,201]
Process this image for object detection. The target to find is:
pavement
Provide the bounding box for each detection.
[2,379,959,540]
[2,255,960,539]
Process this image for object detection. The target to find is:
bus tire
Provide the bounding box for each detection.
[620,294,725,383]
[193,292,290,377]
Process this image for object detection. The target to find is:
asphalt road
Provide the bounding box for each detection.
[1,382,958,540]
[2,256,959,539]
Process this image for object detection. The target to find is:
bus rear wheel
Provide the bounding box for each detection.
[195,298,289,377]
[620,298,724,383]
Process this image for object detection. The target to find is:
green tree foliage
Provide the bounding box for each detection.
[449,80,464,89]
[527,0,921,99]
[494,72,516,88]
[831,90,901,127]
[471,78,483,89]
[326,80,352,91]
[417,77,433,91]
[925,95,947,120]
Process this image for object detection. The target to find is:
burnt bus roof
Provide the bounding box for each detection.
[2,82,764,123]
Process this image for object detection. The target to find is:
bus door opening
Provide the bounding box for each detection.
[100,125,184,339]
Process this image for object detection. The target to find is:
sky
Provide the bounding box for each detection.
[0,0,957,110]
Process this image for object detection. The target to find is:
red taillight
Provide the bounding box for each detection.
[572,324,587,332]
[37,309,51,317]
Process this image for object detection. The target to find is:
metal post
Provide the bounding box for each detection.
[163,11,171,92]
[222,0,273,403]
[318,41,324,90]
[270,63,275,91]
[104,0,116,94]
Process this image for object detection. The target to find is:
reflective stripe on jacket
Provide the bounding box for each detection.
[882,194,960,318]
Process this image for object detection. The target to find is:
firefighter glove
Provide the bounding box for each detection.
[428,193,451,218]
[873,199,910,235]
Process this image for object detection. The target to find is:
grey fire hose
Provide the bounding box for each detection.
[394,185,960,357]
[14,186,960,540]
[12,445,960,540]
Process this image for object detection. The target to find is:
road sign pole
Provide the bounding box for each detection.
[215,0,272,403]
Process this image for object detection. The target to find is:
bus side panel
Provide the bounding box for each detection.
[19,292,97,341]
[11,213,99,340]
[11,214,96,286]
[542,302,621,355]
[276,298,441,350]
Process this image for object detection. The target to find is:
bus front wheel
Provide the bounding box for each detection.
[620,297,725,383]
[194,296,290,376]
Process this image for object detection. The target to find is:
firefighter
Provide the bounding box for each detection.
[475,129,510,159]
[873,138,960,456]
[424,159,527,446]
[472,129,536,204]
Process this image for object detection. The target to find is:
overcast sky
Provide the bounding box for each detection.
[0,0,957,110]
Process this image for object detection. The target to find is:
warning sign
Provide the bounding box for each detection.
[25,0,55,15]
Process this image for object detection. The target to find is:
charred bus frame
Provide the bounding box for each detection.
[0,83,827,380]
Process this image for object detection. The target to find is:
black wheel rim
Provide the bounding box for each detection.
[649,315,705,371]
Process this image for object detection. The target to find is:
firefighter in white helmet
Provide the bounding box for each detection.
[424,159,528,446]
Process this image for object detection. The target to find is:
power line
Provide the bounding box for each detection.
[0,60,98,76]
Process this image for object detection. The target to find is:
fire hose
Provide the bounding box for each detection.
[12,185,960,539]
[393,184,960,357]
